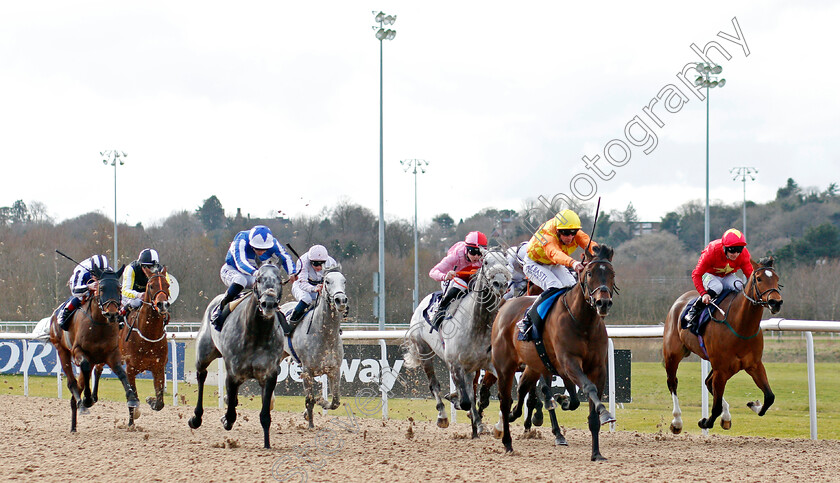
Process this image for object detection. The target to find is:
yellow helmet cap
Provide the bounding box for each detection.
[555,209,581,230]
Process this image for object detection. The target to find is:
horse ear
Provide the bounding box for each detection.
[91,264,103,279]
[116,264,126,278]
[161,265,168,275]
[750,259,758,270]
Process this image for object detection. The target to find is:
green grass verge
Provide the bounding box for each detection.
[5,361,839,439]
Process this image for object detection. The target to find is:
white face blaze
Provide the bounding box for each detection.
[765,269,773,278]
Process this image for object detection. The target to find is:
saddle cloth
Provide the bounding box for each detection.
[680,290,734,336]
[422,291,443,327]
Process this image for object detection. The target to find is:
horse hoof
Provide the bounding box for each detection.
[532,412,544,427]
[555,435,568,446]
[221,416,234,431]
[492,427,503,439]
[127,399,139,409]
[591,454,608,462]
[188,416,202,429]
[599,412,616,426]
[504,445,514,453]
[698,418,710,429]
[437,418,449,429]
[670,423,682,434]
[82,397,94,408]
[78,405,89,416]
[747,400,762,414]
[721,419,731,430]
[131,407,141,419]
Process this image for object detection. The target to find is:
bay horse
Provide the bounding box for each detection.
[92,267,171,426]
[663,256,782,433]
[48,264,139,432]
[404,248,510,438]
[279,266,349,429]
[491,244,616,460]
[188,260,285,449]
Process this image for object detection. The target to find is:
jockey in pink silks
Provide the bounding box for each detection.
[428,231,488,330]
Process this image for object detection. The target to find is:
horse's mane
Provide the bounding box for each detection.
[593,244,614,261]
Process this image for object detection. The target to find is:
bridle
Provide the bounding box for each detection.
[324,271,347,315]
[742,266,782,307]
[578,259,616,308]
[143,273,169,313]
[253,266,280,316]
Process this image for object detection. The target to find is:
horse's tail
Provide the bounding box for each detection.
[401,333,423,369]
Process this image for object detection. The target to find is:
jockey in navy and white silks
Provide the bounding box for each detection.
[503,242,528,300]
[122,248,166,310]
[211,225,295,330]
[288,244,338,326]
[57,254,110,330]
[428,231,487,330]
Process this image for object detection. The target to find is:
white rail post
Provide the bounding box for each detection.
[217,359,225,409]
[170,339,179,406]
[449,372,457,424]
[805,331,817,440]
[22,340,29,396]
[701,359,710,435]
[379,339,388,420]
[321,374,329,416]
[608,338,616,432]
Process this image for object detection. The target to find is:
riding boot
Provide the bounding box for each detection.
[518,287,562,340]
[58,297,80,331]
[285,301,309,336]
[212,284,243,331]
[683,296,710,330]
[431,287,462,331]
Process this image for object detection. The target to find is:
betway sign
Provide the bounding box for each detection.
[270,344,631,403]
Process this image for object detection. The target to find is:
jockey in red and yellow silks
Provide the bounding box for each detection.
[684,228,753,327]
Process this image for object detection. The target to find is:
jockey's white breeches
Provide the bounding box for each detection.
[292,284,316,304]
[441,277,469,293]
[701,273,744,295]
[220,264,255,289]
[522,257,576,291]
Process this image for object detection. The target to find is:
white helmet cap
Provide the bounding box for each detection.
[307,244,329,262]
[248,225,275,250]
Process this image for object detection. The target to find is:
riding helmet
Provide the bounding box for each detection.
[138,248,160,267]
[308,244,329,261]
[464,231,488,248]
[722,228,747,247]
[248,225,275,250]
[555,209,582,230]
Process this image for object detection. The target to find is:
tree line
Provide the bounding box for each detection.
[1,177,839,325]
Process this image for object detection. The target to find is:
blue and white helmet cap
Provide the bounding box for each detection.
[138,248,160,267]
[248,225,275,250]
[90,255,109,271]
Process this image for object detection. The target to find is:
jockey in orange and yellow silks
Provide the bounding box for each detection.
[517,209,599,340]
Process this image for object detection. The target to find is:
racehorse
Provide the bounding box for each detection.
[188,260,286,448]
[404,248,511,438]
[663,256,782,433]
[279,266,349,429]
[92,267,171,426]
[48,264,139,432]
[491,244,616,460]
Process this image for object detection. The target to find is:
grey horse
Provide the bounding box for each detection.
[403,248,510,438]
[188,260,285,449]
[279,266,349,429]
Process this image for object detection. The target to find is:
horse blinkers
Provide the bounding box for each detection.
[96,268,124,321]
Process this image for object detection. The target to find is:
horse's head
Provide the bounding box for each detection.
[581,244,616,317]
[476,248,512,294]
[322,266,349,317]
[748,256,783,314]
[147,266,171,318]
[90,264,125,322]
[253,263,283,318]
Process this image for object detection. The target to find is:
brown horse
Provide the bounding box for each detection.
[92,268,171,426]
[49,264,139,432]
[663,256,783,433]
[491,244,616,461]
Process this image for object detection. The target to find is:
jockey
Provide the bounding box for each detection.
[518,209,597,338]
[503,241,528,300]
[120,248,171,321]
[684,228,753,327]
[211,225,296,330]
[57,255,110,331]
[429,231,488,330]
[288,244,339,335]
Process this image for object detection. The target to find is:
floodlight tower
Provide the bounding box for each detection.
[101,150,127,264]
[401,159,428,309]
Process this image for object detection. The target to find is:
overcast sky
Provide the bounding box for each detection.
[1,1,838,228]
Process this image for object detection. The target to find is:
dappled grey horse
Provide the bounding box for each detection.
[188,260,286,449]
[279,266,349,429]
[403,248,510,438]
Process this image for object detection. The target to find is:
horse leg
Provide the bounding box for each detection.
[495,367,515,453]
[222,375,241,431]
[745,362,775,417]
[698,369,728,430]
[540,378,567,446]
[56,346,81,432]
[477,372,497,433]
[149,365,166,411]
[303,375,316,429]
[326,369,341,411]
[664,351,684,434]
[91,363,104,404]
[452,366,480,439]
[260,372,279,449]
[78,358,93,413]
[525,381,544,429]
[108,355,140,429]
[510,368,539,424]
[570,365,614,427]
[188,368,208,429]
[720,398,732,430]
[558,375,580,411]
[418,348,448,428]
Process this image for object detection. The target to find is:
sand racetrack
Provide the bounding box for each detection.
[1,394,839,482]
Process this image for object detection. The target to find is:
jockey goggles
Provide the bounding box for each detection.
[558,229,578,237]
[725,246,744,254]
[311,260,325,267]
[466,246,482,256]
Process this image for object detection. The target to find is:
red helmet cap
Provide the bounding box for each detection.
[722,228,747,247]
[464,231,488,248]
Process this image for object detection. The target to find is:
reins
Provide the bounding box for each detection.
[712,266,780,340]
